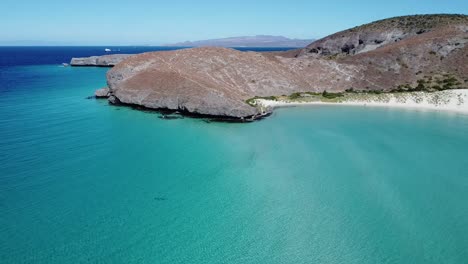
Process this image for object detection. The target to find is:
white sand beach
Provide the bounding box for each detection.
[255,89,468,114]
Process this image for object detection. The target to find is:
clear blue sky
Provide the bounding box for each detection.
[0,0,466,45]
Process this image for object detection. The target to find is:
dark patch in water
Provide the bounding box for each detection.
[85,96,95,100]
[154,197,167,201]
[158,114,184,120]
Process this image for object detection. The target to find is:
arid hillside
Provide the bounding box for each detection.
[82,14,468,120]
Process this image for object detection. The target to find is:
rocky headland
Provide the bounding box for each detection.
[73,14,468,121]
[70,54,132,67]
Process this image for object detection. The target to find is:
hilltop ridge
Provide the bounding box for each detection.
[299,14,468,57]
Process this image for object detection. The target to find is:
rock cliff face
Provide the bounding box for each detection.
[100,14,467,120]
[299,14,468,57]
[106,48,298,119]
[70,54,132,67]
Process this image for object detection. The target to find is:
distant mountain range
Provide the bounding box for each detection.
[165,35,315,48]
[0,36,314,47]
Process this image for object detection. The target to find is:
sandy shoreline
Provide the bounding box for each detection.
[255,89,468,114]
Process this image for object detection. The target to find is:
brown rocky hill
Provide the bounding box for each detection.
[101,14,468,120]
[336,24,468,91]
[299,14,468,57]
[107,47,310,119]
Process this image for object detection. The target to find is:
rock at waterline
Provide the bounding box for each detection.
[95,87,110,98]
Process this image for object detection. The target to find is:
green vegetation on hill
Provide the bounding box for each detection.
[393,74,463,92]
[245,96,277,106]
[245,74,465,106]
[322,90,344,99]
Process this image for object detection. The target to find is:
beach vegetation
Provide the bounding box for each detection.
[414,79,426,91]
[393,84,411,92]
[322,90,344,99]
[286,92,322,100]
[245,96,278,106]
[390,75,463,93]
[288,92,303,100]
[304,92,321,96]
[367,90,383,94]
[247,73,463,107]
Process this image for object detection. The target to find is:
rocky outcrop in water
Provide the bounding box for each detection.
[95,87,110,98]
[70,54,132,67]
[90,14,468,121]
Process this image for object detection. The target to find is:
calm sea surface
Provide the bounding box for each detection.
[1,47,468,264]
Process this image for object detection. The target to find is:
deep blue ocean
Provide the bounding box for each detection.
[1,47,468,264]
[0,46,293,67]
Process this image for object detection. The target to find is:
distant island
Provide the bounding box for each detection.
[71,14,468,121]
[164,35,315,48]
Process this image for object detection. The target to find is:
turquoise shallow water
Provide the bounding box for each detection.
[1,65,468,263]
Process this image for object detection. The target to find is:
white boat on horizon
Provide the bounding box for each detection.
[104,48,111,52]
